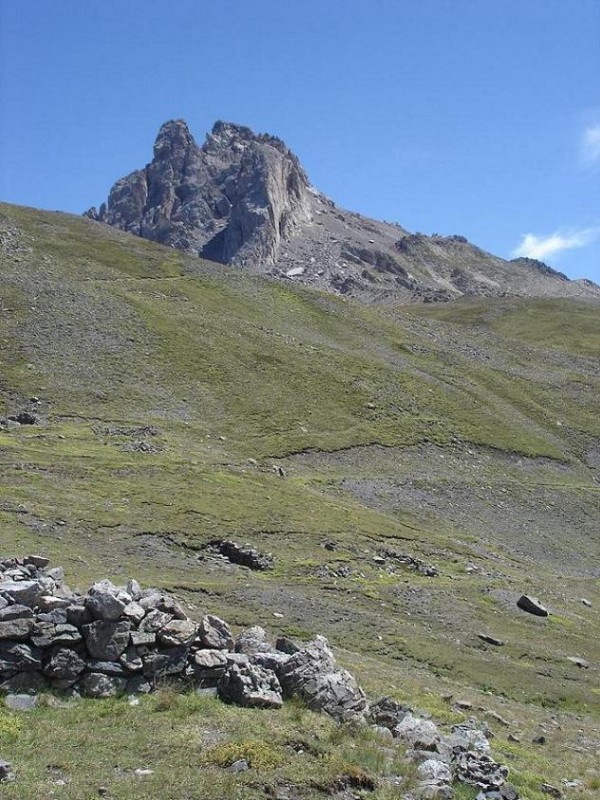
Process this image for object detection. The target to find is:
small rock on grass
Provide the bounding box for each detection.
[517,595,548,617]
[4,693,38,711]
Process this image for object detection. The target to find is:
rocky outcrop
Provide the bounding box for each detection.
[86,120,312,270]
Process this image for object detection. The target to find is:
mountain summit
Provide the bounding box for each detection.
[86,119,312,271]
[87,120,599,303]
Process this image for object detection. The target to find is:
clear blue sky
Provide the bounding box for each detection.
[1,0,599,281]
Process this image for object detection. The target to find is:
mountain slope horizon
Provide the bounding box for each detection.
[86,119,600,304]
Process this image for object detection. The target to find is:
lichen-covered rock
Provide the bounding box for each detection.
[142,646,188,678]
[0,641,42,674]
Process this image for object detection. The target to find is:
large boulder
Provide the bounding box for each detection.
[278,636,367,721]
[218,662,283,709]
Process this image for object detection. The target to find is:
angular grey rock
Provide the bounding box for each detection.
[157,619,197,647]
[126,579,142,600]
[0,670,48,694]
[193,649,228,670]
[0,641,42,673]
[0,604,33,622]
[130,630,156,647]
[0,579,43,607]
[227,759,249,773]
[66,603,93,628]
[371,725,394,742]
[126,675,152,695]
[37,608,68,624]
[198,614,234,650]
[477,633,504,646]
[119,646,144,673]
[516,595,548,617]
[367,696,412,730]
[31,622,81,648]
[122,601,146,625]
[142,646,188,679]
[156,596,188,620]
[42,647,86,681]
[218,662,283,709]
[278,635,367,721]
[138,609,172,633]
[86,660,127,676]
[0,618,34,641]
[36,595,71,612]
[138,591,163,611]
[394,713,441,751]
[248,651,290,675]
[417,758,452,785]
[82,619,130,660]
[85,590,127,621]
[24,555,50,569]
[452,749,509,791]
[235,625,274,654]
[275,636,301,655]
[79,672,126,698]
[217,540,273,571]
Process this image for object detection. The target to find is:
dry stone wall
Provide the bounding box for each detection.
[0,557,519,799]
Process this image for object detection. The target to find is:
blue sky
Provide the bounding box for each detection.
[1,0,599,282]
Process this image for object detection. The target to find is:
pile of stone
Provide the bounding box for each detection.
[1,556,519,798]
[368,699,518,799]
[0,556,363,719]
[202,540,273,571]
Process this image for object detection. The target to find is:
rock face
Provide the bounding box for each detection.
[86,120,312,270]
[86,119,600,304]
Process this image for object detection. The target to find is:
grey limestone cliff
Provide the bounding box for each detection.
[86,119,312,270]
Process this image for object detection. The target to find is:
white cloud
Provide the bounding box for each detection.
[511,227,600,261]
[581,124,600,167]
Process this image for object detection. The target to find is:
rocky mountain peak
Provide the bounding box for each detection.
[85,120,600,303]
[86,118,312,268]
[153,119,196,159]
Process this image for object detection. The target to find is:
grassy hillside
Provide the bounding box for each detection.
[1,203,599,798]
